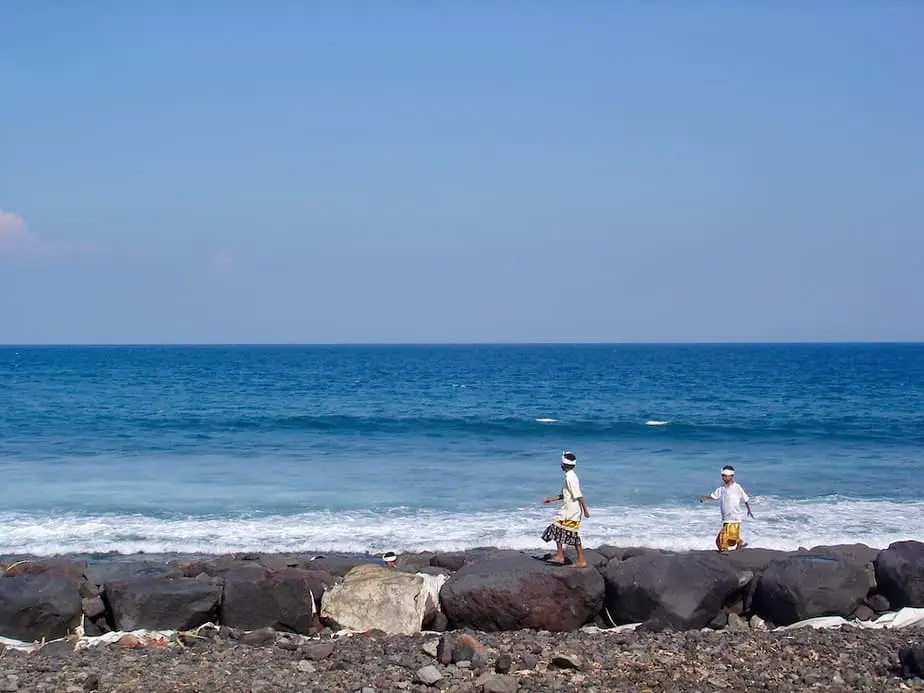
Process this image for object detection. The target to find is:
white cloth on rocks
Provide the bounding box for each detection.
[320,564,447,636]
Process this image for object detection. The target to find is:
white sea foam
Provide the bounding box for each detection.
[1,497,921,556]
[645,420,670,426]
[535,418,558,423]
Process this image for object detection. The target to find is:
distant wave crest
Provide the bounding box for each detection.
[135,412,917,445]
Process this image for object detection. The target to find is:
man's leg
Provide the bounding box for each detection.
[550,541,566,563]
[573,540,587,568]
[716,527,728,552]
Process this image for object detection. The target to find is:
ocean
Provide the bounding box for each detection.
[1,344,922,557]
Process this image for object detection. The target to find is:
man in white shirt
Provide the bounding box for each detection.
[699,465,754,552]
[542,451,591,567]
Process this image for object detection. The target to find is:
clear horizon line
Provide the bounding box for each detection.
[1,340,923,348]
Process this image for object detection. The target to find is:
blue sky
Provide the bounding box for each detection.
[2,3,922,344]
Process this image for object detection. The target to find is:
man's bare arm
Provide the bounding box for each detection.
[577,497,590,518]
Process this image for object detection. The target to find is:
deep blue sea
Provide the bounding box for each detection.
[1,344,922,556]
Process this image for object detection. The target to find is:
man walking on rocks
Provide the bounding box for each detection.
[542,451,590,567]
[700,465,754,552]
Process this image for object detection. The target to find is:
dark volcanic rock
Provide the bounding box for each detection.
[874,540,924,608]
[807,543,879,569]
[752,554,869,626]
[722,548,794,574]
[299,557,368,578]
[3,558,97,598]
[593,545,624,561]
[604,552,740,630]
[900,645,924,679]
[85,560,185,587]
[104,577,223,631]
[866,593,891,613]
[440,554,603,632]
[221,566,332,634]
[81,595,106,619]
[0,576,82,641]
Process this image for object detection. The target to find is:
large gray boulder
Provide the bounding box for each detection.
[0,576,83,641]
[104,577,223,631]
[752,554,869,626]
[874,541,924,608]
[603,552,740,631]
[222,566,334,633]
[439,554,604,632]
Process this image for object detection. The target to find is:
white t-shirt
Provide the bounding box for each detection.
[556,469,584,523]
[710,482,750,523]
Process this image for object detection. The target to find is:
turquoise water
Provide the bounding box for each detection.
[1,344,922,554]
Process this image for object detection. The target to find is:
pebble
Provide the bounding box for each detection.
[481,674,518,693]
[301,642,336,660]
[296,660,316,674]
[551,653,582,670]
[495,653,513,674]
[416,665,443,686]
[421,640,439,658]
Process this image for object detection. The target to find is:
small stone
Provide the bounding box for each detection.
[453,634,489,667]
[84,674,100,691]
[239,628,277,647]
[276,637,300,651]
[749,615,769,631]
[396,683,410,690]
[428,611,449,632]
[522,654,539,670]
[361,688,375,693]
[422,640,439,658]
[726,612,749,632]
[832,675,845,686]
[416,665,443,686]
[457,661,472,669]
[437,633,455,665]
[251,680,271,693]
[551,653,582,670]
[866,593,891,612]
[0,677,18,693]
[495,654,513,674]
[81,596,106,620]
[481,675,518,693]
[572,675,586,685]
[301,642,336,660]
[296,660,316,674]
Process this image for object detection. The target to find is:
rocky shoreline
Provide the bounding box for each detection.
[2,622,923,692]
[2,541,924,691]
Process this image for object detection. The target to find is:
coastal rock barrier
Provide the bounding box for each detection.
[1,541,923,643]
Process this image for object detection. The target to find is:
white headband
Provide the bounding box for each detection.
[561,452,576,467]
[721,468,734,476]
[382,552,397,561]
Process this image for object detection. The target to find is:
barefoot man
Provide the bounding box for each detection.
[542,451,590,567]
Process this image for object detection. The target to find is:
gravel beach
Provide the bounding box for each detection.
[2,626,923,693]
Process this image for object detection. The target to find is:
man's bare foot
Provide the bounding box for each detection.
[569,562,587,568]
[546,557,566,565]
